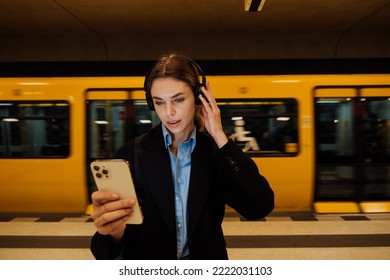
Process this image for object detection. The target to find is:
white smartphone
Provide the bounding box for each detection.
[90,159,143,224]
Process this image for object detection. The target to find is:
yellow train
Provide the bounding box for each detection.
[1,73,389,214]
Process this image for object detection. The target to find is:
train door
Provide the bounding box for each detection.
[314,87,390,213]
[85,90,159,199]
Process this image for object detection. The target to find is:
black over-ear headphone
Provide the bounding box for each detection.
[144,58,206,110]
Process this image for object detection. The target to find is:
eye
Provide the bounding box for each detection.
[174,97,185,103]
[155,100,165,106]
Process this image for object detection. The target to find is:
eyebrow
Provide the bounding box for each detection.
[152,92,185,100]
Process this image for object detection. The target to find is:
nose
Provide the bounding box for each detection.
[166,101,175,116]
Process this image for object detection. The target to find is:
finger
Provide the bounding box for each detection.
[205,81,212,93]
[91,191,119,206]
[101,198,136,213]
[198,93,209,108]
[201,85,218,110]
[200,85,212,102]
[199,94,219,118]
[92,198,135,220]
[92,198,135,223]
[94,207,133,228]
[96,213,131,235]
[203,82,216,100]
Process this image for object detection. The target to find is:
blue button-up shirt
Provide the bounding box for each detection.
[162,125,196,260]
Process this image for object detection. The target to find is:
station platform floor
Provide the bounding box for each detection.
[1,210,390,260]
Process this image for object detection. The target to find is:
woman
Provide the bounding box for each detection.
[90,52,274,260]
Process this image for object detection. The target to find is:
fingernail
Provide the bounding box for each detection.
[112,193,119,199]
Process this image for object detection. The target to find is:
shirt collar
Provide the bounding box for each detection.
[162,124,196,152]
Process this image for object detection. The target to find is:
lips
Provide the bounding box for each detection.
[167,120,181,128]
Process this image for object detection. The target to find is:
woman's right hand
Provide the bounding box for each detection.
[90,190,136,242]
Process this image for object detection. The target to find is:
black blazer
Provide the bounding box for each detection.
[90,124,274,260]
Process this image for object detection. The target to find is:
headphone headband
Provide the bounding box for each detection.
[188,58,206,86]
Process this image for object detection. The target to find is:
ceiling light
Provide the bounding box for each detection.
[140,120,152,124]
[2,118,19,122]
[245,0,266,12]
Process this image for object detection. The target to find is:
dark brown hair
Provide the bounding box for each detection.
[144,52,201,94]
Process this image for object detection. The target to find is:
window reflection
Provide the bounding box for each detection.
[218,99,298,156]
[362,98,390,162]
[315,95,390,201]
[88,100,158,158]
[0,102,69,157]
[316,98,354,159]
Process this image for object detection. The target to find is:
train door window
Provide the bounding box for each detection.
[360,95,390,200]
[361,98,390,162]
[0,101,70,158]
[217,99,298,156]
[315,97,356,199]
[87,100,158,158]
[87,90,158,159]
[315,87,390,204]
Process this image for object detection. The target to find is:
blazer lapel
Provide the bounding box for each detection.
[140,126,176,237]
[187,135,214,237]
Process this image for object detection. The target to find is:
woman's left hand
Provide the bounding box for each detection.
[199,82,228,148]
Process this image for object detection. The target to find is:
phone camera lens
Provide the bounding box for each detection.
[93,166,100,171]
[96,173,102,178]
[102,169,108,175]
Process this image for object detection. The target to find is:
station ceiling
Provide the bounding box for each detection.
[0,0,389,62]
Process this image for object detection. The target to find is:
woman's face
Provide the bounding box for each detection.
[150,77,196,141]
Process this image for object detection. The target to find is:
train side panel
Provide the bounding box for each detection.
[0,79,87,212]
[1,74,389,213]
[209,76,315,211]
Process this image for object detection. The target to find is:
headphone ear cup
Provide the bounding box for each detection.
[194,84,205,105]
[145,91,155,110]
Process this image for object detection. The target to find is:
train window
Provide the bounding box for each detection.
[87,98,298,158]
[361,97,390,200]
[362,98,390,162]
[217,99,298,156]
[315,97,357,200]
[87,100,158,158]
[316,97,355,159]
[0,101,70,158]
[315,94,390,201]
